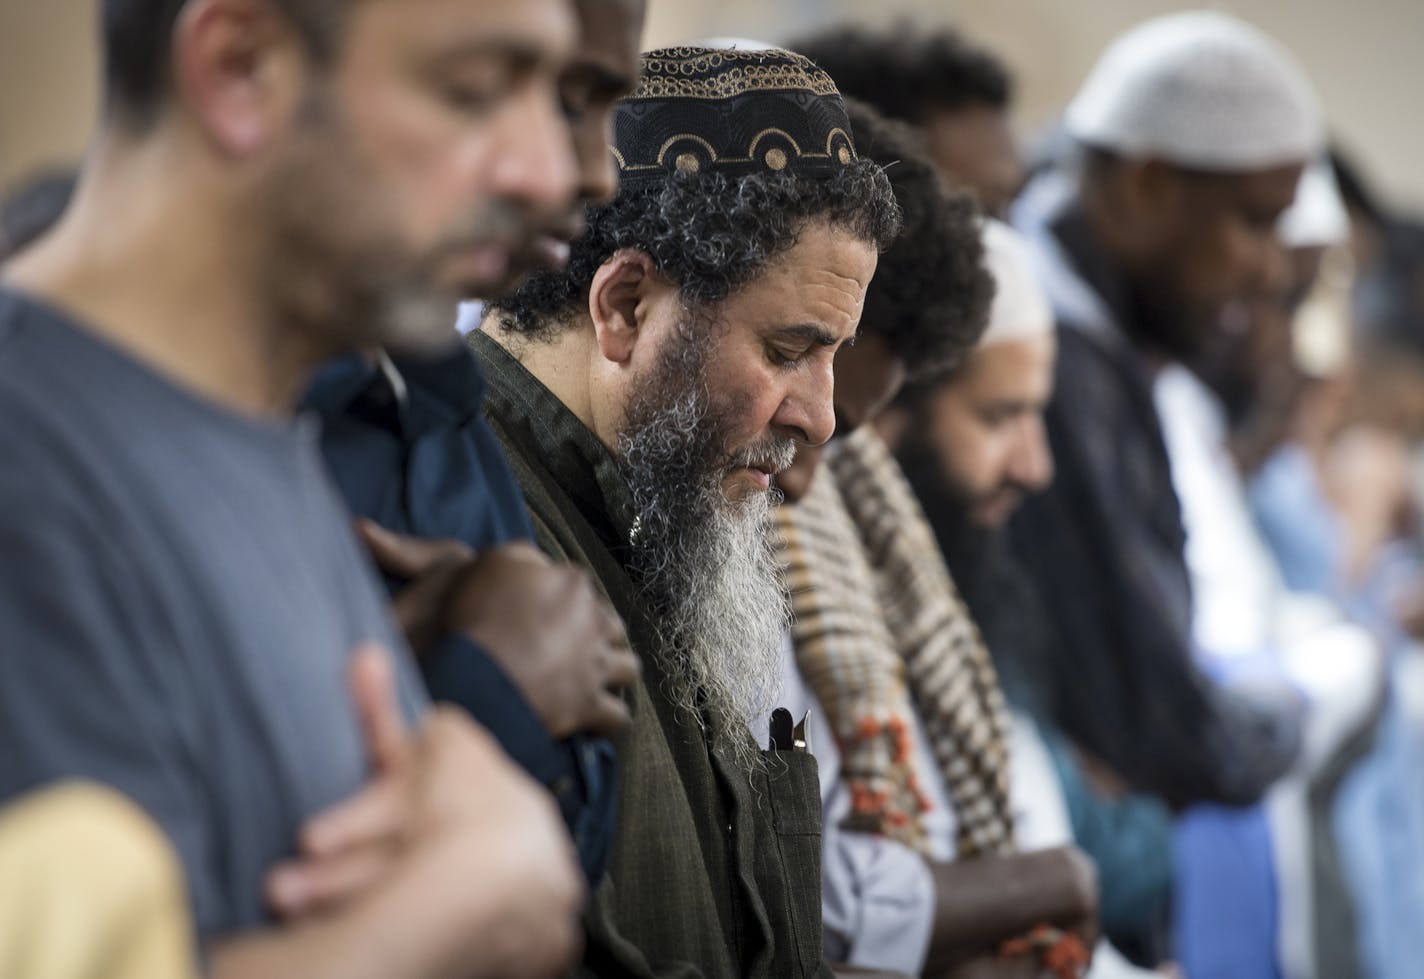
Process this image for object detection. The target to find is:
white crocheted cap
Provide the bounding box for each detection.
[979,219,1055,347]
[1065,11,1323,172]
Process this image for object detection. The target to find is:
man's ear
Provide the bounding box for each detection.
[172,0,308,157]
[588,248,661,366]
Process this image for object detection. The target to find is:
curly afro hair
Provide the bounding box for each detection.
[488,155,901,339]
[846,99,992,379]
[789,22,1012,126]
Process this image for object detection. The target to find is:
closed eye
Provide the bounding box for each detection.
[764,323,846,369]
[767,345,808,368]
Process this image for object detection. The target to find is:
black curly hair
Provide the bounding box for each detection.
[789,22,1012,126]
[845,99,992,379]
[488,155,901,338]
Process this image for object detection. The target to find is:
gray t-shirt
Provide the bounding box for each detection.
[0,289,427,938]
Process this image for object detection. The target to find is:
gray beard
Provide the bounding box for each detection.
[617,325,793,771]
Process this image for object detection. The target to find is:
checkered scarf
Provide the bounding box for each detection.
[776,427,1016,858]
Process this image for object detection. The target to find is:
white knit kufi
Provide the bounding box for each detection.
[979,219,1054,347]
[1065,11,1323,172]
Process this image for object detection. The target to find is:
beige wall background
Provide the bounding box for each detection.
[3,0,1422,214]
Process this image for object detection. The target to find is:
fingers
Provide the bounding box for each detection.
[583,691,633,739]
[348,644,410,775]
[602,645,641,691]
[266,842,398,918]
[391,560,470,655]
[599,598,629,646]
[297,773,408,860]
[357,519,472,579]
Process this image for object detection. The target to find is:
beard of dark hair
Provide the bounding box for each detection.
[1121,261,1223,366]
[617,315,794,772]
[894,427,1053,717]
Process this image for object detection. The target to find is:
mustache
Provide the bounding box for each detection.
[728,435,798,474]
[432,199,573,256]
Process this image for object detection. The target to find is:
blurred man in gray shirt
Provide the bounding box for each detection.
[0,0,590,975]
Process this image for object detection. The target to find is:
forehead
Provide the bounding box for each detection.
[719,223,878,332]
[572,0,643,68]
[1179,162,1305,213]
[951,334,1056,394]
[345,0,577,66]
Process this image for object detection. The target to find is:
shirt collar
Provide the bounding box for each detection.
[469,330,639,549]
[303,343,489,441]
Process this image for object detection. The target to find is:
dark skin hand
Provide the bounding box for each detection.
[938,956,1043,979]
[923,846,1098,976]
[359,520,640,740]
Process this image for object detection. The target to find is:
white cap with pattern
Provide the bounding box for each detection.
[1065,11,1323,172]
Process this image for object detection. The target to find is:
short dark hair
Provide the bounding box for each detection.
[845,99,991,378]
[102,0,342,125]
[489,153,901,339]
[789,22,1013,126]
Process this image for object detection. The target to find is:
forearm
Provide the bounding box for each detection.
[923,850,1096,975]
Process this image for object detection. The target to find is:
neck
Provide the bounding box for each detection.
[3,130,328,418]
[483,312,603,438]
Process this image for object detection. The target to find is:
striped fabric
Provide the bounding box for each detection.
[776,426,1016,858]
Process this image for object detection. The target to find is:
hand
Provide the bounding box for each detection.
[265,646,415,917]
[356,521,473,655]
[925,846,1098,974]
[266,646,584,978]
[362,521,640,740]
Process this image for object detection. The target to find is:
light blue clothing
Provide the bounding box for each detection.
[1332,679,1424,979]
[1251,445,1344,596]
[1253,444,1424,979]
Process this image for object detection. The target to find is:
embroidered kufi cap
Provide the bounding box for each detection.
[612,46,858,187]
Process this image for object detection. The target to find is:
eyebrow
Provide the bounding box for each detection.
[431,37,562,74]
[563,60,636,98]
[768,323,847,348]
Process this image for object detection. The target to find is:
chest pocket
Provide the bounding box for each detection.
[760,750,826,978]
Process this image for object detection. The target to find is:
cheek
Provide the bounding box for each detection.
[341,85,480,243]
[939,409,1008,489]
[1202,217,1272,290]
[708,358,785,443]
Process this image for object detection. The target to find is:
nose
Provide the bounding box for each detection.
[773,362,837,447]
[1249,231,1293,297]
[1006,415,1054,492]
[576,127,619,208]
[490,85,580,215]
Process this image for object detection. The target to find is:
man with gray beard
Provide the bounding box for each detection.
[474,46,900,978]
[614,314,798,764]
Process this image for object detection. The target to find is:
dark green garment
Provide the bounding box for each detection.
[472,332,829,979]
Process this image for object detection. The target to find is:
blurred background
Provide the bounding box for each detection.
[4,0,1423,217]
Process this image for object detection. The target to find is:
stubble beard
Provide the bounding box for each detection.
[255,87,529,360]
